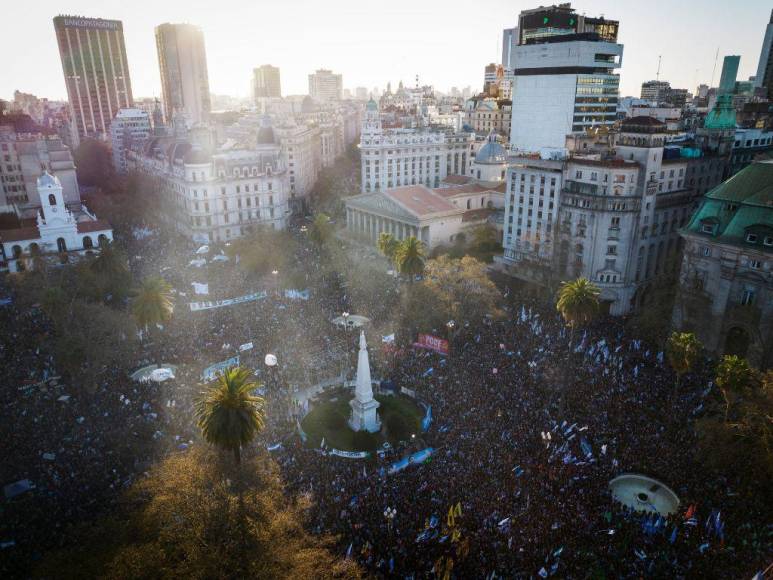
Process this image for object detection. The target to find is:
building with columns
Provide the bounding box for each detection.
[360,99,474,193]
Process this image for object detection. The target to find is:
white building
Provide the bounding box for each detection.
[110,108,152,173]
[359,99,473,193]
[308,69,343,102]
[0,173,113,272]
[508,4,623,152]
[128,116,289,243]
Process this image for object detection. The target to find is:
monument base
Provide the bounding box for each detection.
[349,397,381,433]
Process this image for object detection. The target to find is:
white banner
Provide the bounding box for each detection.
[189,291,267,312]
[328,448,370,459]
[239,342,254,352]
[201,356,240,381]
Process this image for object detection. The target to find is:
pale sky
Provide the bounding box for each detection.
[1,0,770,102]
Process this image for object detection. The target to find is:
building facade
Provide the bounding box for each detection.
[53,16,133,140]
[673,161,773,368]
[508,4,622,153]
[309,69,343,102]
[499,117,705,315]
[253,65,281,100]
[754,9,773,99]
[464,99,512,137]
[0,173,113,272]
[360,100,473,193]
[128,118,289,243]
[0,123,79,212]
[110,108,152,173]
[155,23,211,126]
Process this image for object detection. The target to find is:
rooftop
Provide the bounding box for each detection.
[385,185,459,217]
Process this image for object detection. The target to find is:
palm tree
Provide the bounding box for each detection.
[196,366,265,464]
[377,232,399,265]
[395,236,426,282]
[556,277,600,339]
[666,331,702,392]
[132,276,174,332]
[715,355,758,421]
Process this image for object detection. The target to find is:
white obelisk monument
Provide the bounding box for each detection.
[349,330,381,432]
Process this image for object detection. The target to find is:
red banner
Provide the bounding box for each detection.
[414,333,449,356]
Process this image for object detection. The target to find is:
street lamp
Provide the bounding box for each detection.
[384,506,397,533]
[271,269,279,296]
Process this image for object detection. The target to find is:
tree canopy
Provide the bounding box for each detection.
[35,448,360,579]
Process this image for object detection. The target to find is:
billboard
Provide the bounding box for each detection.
[414,333,449,356]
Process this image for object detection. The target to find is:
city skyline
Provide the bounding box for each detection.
[1,0,771,103]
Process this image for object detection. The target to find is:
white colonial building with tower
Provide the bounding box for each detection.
[0,173,113,272]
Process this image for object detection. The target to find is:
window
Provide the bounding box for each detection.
[701,224,715,235]
[764,236,773,247]
[702,246,711,257]
[746,233,758,243]
[48,193,56,206]
[607,245,617,255]
[750,260,762,270]
[741,287,756,306]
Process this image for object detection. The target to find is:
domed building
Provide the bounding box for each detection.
[472,132,508,183]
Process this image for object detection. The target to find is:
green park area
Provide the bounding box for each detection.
[301,388,423,452]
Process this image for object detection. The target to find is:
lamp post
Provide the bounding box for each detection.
[384,506,397,534]
[271,269,279,297]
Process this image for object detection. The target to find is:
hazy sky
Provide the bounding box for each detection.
[1,0,770,102]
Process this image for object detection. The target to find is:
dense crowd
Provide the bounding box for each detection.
[0,225,770,578]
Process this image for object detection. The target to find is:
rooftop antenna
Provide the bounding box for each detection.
[709,47,719,87]
[656,55,662,81]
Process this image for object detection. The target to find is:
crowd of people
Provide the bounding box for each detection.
[0,222,770,578]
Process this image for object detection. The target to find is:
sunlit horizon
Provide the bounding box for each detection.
[1,0,771,101]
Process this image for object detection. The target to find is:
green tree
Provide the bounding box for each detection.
[377,232,399,265]
[467,224,502,263]
[556,277,600,338]
[395,236,426,282]
[716,355,758,421]
[132,276,174,331]
[196,366,265,464]
[35,448,360,579]
[423,255,501,324]
[74,138,114,189]
[666,331,702,390]
[309,213,333,247]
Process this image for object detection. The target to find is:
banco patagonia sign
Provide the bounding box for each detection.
[62,18,121,30]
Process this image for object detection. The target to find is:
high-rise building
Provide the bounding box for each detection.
[53,16,133,140]
[640,80,670,103]
[155,23,211,126]
[252,65,281,101]
[483,63,498,93]
[508,3,622,153]
[110,108,151,173]
[308,69,343,102]
[754,9,773,98]
[719,55,741,94]
[502,27,518,69]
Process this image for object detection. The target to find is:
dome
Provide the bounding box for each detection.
[257,115,276,145]
[475,137,507,165]
[366,98,378,111]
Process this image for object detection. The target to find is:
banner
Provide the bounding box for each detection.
[284,289,310,300]
[189,291,267,312]
[388,447,434,474]
[328,448,370,459]
[401,386,417,399]
[201,356,240,381]
[414,333,449,356]
[239,342,254,352]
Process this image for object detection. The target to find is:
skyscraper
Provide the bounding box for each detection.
[53,15,133,140]
[508,3,622,152]
[502,27,518,69]
[155,23,211,126]
[308,69,343,102]
[252,65,281,101]
[754,9,773,98]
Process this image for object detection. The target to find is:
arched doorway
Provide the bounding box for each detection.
[82,236,93,249]
[724,327,750,358]
[57,237,67,253]
[98,234,108,248]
